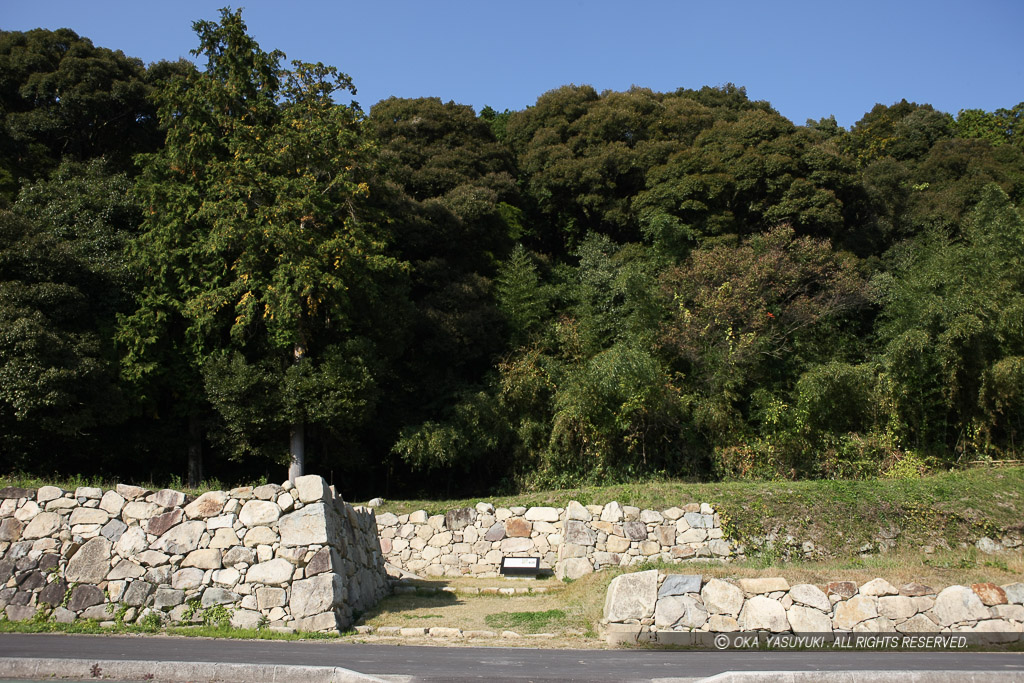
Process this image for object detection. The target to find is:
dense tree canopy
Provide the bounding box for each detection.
[2,12,1023,497]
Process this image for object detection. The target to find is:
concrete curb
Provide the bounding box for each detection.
[0,657,407,682]
[655,672,1024,683]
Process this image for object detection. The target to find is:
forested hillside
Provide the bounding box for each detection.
[2,11,1023,498]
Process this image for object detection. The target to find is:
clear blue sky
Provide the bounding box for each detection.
[5,0,1022,128]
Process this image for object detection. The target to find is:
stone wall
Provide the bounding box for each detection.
[0,475,387,632]
[376,501,732,580]
[602,570,1024,645]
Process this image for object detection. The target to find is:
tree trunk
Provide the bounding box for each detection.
[288,341,307,482]
[187,414,203,488]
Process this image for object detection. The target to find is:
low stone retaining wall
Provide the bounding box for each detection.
[602,570,1024,645]
[0,475,387,632]
[376,501,732,579]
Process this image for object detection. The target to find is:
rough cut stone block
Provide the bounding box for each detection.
[171,568,205,591]
[877,595,916,621]
[789,584,831,612]
[623,521,647,541]
[152,520,205,555]
[659,574,702,597]
[107,560,146,580]
[484,523,505,542]
[223,546,256,566]
[21,512,59,540]
[504,518,531,538]
[701,579,744,617]
[122,501,159,521]
[445,508,477,531]
[99,491,126,516]
[123,580,154,607]
[201,587,238,607]
[738,595,788,632]
[100,519,128,543]
[246,558,294,586]
[64,584,105,613]
[74,486,102,500]
[607,535,631,553]
[153,588,185,610]
[257,586,287,610]
[524,507,559,522]
[555,557,593,581]
[826,581,858,599]
[65,536,112,584]
[252,484,282,501]
[604,569,658,622]
[933,585,991,626]
[0,518,23,542]
[1004,583,1024,605]
[184,491,228,519]
[738,577,790,594]
[147,509,184,536]
[136,550,169,566]
[899,582,935,597]
[115,484,148,500]
[114,526,148,557]
[971,582,1008,606]
[853,616,897,633]
[859,578,899,596]
[243,526,279,547]
[279,504,329,547]
[833,596,878,630]
[295,611,341,632]
[563,520,596,546]
[36,486,63,503]
[290,573,344,618]
[600,502,624,523]
[565,501,591,521]
[293,475,330,504]
[239,500,281,527]
[182,549,222,570]
[656,594,708,629]
[376,512,399,527]
[788,604,833,633]
[151,489,186,508]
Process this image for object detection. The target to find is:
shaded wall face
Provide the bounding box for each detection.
[0,476,388,632]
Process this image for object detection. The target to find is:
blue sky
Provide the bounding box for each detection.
[5,0,1022,128]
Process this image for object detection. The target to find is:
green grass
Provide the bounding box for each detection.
[0,471,270,497]
[0,615,348,640]
[483,609,569,633]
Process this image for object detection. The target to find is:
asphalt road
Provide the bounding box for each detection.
[1,633,1023,682]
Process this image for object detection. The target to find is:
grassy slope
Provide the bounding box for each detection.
[369,467,1024,558]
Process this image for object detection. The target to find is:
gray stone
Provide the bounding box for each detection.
[100,519,128,542]
[15,571,44,591]
[623,521,647,541]
[445,508,477,531]
[655,594,708,629]
[896,613,940,633]
[738,595,789,632]
[99,490,125,516]
[152,520,205,555]
[1003,582,1024,605]
[222,546,256,566]
[564,520,596,546]
[789,584,831,612]
[788,604,833,633]
[246,558,294,585]
[500,537,534,553]
[295,611,341,632]
[659,574,702,597]
[279,503,330,546]
[201,587,238,607]
[137,550,169,566]
[5,604,37,621]
[603,569,658,622]
[145,566,171,586]
[376,512,398,527]
[65,536,112,584]
[153,588,185,610]
[115,484,148,500]
[484,523,506,542]
[67,585,105,612]
[36,486,63,503]
[932,585,991,626]
[976,537,1001,554]
[107,560,146,580]
[151,489,186,508]
[123,580,154,607]
[230,609,262,629]
[290,573,344,618]
[701,579,744,617]
[252,484,282,500]
[305,547,339,577]
[683,511,707,529]
[37,580,68,607]
[21,511,60,540]
[52,607,76,623]
[293,475,330,504]
[121,501,159,521]
[737,577,790,594]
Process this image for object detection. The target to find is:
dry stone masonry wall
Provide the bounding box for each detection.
[603,570,1024,645]
[376,501,732,579]
[0,476,387,632]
